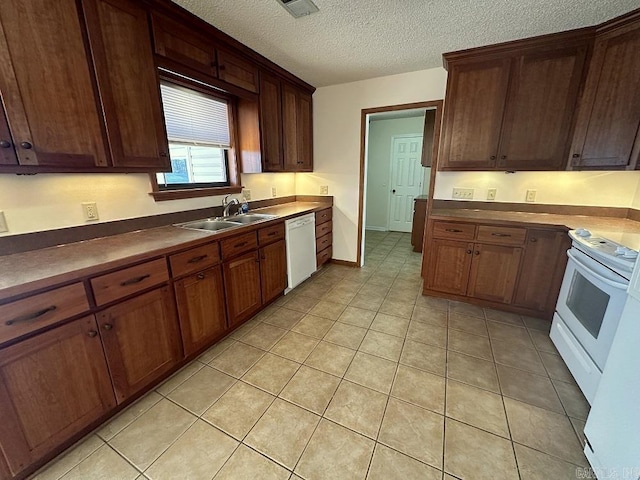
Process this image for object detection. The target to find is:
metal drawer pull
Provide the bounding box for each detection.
[187,254,208,264]
[120,274,150,286]
[267,232,277,236]
[491,233,512,237]
[88,331,98,338]
[235,241,248,248]
[197,273,205,280]
[445,228,463,233]
[103,323,113,330]
[6,305,57,325]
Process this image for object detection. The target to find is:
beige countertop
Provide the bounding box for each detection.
[431,208,640,250]
[0,201,330,301]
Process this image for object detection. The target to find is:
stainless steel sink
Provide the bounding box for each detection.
[226,213,277,224]
[176,219,241,232]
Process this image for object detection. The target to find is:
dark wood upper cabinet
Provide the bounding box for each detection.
[259,71,284,172]
[498,46,588,170]
[439,59,511,170]
[283,83,313,171]
[0,0,110,169]
[0,104,16,166]
[440,30,593,171]
[570,16,640,170]
[217,49,259,94]
[82,0,170,170]
[0,316,115,478]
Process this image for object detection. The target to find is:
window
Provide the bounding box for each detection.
[150,78,242,200]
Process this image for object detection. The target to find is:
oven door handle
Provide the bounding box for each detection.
[567,250,628,290]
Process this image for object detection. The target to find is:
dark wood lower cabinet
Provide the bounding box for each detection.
[174,266,227,357]
[467,244,522,304]
[97,286,182,403]
[223,251,263,328]
[0,316,115,478]
[260,240,287,304]
[426,239,473,295]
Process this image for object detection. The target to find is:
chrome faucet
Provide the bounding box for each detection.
[222,194,240,217]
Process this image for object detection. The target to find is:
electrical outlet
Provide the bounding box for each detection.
[0,211,7,233]
[271,186,277,198]
[452,188,474,200]
[82,202,99,221]
[320,185,329,195]
[487,188,497,201]
[242,189,251,200]
[526,189,537,202]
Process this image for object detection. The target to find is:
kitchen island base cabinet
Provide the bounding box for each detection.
[260,240,287,304]
[223,251,262,328]
[98,287,182,404]
[0,316,115,479]
[174,266,227,357]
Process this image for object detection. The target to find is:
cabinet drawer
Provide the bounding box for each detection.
[476,225,527,245]
[432,221,476,240]
[0,283,90,344]
[221,231,258,259]
[315,221,332,238]
[91,258,169,306]
[316,233,332,253]
[259,223,285,246]
[317,246,332,267]
[169,242,220,278]
[315,208,332,226]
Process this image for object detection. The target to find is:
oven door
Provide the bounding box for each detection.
[556,247,628,369]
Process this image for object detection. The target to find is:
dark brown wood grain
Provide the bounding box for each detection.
[220,231,259,260]
[467,244,522,304]
[411,197,427,252]
[315,208,333,226]
[260,240,287,304]
[0,104,16,165]
[282,83,313,171]
[259,71,284,171]
[258,223,285,246]
[223,251,262,327]
[426,239,474,295]
[217,49,259,93]
[169,242,221,279]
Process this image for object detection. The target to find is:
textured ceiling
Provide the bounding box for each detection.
[173,0,639,87]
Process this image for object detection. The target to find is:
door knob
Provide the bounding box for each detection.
[392,189,396,194]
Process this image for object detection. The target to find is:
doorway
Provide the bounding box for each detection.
[358,101,443,267]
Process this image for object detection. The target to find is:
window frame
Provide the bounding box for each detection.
[149,71,242,201]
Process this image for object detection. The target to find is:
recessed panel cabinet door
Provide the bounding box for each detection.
[98,287,182,403]
[217,49,259,93]
[260,240,287,304]
[0,0,109,168]
[82,0,170,170]
[439,59,511,170]
[467,244,522,304]
[426,239,474,295]
[175,266,227,357]
[0,316,115,477]
[0,103,16,165]
[498,46,588,170]
[570,25,640,169]
[259,72,283,171]
[223,251,262,328]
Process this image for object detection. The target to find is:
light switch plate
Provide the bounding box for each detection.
[526,189,537,202]
[487,188,497,200]
[320,185,329,195]
[0,211,7,233]
[452,187,474,199]
[271,186,277,198]
[82,202,99,221]
[242,189,251,200]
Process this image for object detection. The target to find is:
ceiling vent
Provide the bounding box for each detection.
[277,0,319,18]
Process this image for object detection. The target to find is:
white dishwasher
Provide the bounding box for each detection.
[285,213,317,293]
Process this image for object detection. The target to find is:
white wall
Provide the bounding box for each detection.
[297,68,448,262]
[0,172,295,236]
[365,115,426,230]
[433,171,640,207]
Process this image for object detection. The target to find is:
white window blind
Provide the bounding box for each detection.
[160,81,230,148]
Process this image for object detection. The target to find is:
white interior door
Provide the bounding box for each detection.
[388,135,423,232]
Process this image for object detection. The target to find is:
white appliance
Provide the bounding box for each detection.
[285,213,316,293]
[551,229,638,404]
[583,263,640,478]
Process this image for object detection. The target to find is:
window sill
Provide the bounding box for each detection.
[149,186,243,202]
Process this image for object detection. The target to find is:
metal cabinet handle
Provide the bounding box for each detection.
[445,228,463,233]
[491,233,511,237]
[267,232,277,236]
[474,251,480,255]
[235,241,248,248]
[20,142,32,149]
[490,155,496,160]
[197,273,205,280]
[88,331,98,338]
[120,274,150,286]
[0,140,11,148]
[572,153,580,158]
[530,238,538,243]
[500,155,507,160]
[5,305,57,325]
[187,254,208,264]
[466,249,472,255]
[103,323,113,330]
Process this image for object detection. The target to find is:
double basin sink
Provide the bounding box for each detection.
[176,213,277,232]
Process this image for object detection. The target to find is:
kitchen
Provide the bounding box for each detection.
[0,0,640,478]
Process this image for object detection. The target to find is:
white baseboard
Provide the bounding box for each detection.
[365,226,388,232]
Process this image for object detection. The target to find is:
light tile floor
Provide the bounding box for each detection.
[31,231,593,480]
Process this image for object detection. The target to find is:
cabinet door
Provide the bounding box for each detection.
[223,251,262,328]
[513,229,570,315]
[218,49,259,93]
[0,316,115,477]
[98,287,182,403]
[282,84,313,172]
[0,0,109,168]
[174,266,227,357]
[259,72,283,171]
[260,240,287,304]
[0,103,16,165]
[468,244,522,304]
[570,25,640,169]
[82,0,170,170]
[439,59,511,170]
[426,239,474,295]
[498,45,588,170]
[151,12,218,78]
